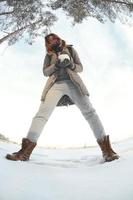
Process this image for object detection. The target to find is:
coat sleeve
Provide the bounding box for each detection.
[70,47,83,73]
[43,54,57,77]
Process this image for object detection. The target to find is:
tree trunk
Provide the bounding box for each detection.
[0,27,24,44]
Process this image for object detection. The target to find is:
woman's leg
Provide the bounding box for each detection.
[69,84,106,140]
[68,83,119,161]
[26,85,64,142]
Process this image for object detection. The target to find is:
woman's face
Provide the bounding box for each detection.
[47,35,60,46]
[46,35,63,53]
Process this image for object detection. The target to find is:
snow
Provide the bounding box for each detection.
[0,138,133,200]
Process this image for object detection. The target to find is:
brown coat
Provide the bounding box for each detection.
[41,46,89,106]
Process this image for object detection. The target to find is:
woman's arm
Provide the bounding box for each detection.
[43,54,57,77]
[70,47,83,73]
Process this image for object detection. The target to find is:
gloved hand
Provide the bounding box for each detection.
[62,59,73,68]
[54,59,61,69]
[59,59,73,69]
[55,58,73,69]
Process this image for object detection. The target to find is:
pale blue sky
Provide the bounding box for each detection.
[0,12,133,147]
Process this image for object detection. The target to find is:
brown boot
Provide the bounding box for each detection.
[6,138,37,161]
[97,135,119,162]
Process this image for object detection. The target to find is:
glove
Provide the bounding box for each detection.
[55,58,73,69]
[55,59,61,69]
[59,59,73,69]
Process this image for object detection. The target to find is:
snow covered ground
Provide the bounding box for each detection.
[0,138,133,200]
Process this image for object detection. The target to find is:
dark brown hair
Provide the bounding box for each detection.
[45,33,66,53]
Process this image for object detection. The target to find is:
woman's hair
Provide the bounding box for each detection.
[45,33,66,53]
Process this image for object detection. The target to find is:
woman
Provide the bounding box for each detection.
[6,33,119,162]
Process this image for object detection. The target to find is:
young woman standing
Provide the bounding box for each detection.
[6,33,119,162]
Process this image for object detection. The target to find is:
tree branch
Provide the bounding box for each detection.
[0,11,14,15]
[0,19,41,44]
[102,0,133,6]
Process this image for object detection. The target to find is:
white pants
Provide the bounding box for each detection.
[27,80,106,142]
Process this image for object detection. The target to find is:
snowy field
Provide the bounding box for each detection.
[0,138,133,200]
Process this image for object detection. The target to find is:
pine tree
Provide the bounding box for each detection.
[0,0,57,45]
[0,0,133,45]
[49,0,133,24]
